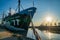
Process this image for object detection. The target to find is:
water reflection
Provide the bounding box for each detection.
[27,28,60,40]
[43,31,60,40]
[0,28,60,40]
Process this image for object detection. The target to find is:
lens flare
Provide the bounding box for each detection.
[45,16,52,22]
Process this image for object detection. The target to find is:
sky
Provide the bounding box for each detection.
[0,0,60,26]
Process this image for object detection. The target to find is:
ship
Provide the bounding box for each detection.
[0,0,42,40]
[3,7,36,36]
[1,0,36,36]
[0,0,36,40]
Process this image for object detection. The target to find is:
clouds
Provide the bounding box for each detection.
[6,8,16,16]
[10,9,16,15]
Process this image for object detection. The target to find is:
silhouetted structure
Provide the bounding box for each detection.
[58,22,60,26]
[2,0,37,37]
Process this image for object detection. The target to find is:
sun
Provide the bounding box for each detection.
[45,16,52,22]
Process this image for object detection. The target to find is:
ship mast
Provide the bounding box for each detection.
[18,0,20,13]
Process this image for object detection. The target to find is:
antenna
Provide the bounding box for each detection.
[18,0,20,13]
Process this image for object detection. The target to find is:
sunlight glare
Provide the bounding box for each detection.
[45,16,52,22]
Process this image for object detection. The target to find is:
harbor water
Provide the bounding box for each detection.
[27,28,60,40]
[0,28,60,40]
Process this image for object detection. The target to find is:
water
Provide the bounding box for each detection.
[27,28,60,40]
[0,28,60,40]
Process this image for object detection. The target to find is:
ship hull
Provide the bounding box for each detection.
[3,7,36,36]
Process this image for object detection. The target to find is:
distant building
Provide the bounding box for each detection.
[58,22,60,26]
[54,22,57,26]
